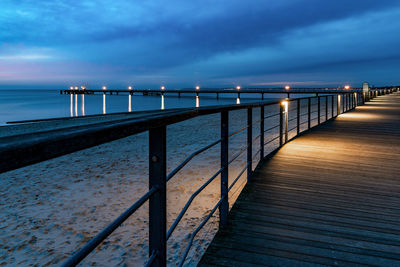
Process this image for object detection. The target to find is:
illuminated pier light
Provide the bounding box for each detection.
[128,86,132,90]
[161,94,165,110]
[196,95,200,108]
[236,86,241,90]
[344,85,350,90]
[195,85,200,90]
[102,86,107,90]
[70,86,74,90]
[285,85,290,90]
[236,97,241,104]
[281,100,288,113]
[74,86,78,90]
[161,86,165,90]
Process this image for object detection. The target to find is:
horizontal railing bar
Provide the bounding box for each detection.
[144,250,158,267]
[229,125,249,137]
[228,163,249,191]
[252,148,262,160]
[62,187,158,267]
[264,124,279,132]
[264,113,280,120]
[264,135,280,146]
[252,134,261,144]
[1,94,346,174]
[228,144,249,165]
[288,117,297,122]
[166,167,224,239]
[178,197,224,267]
[166,139,221,182]
[288,126,297,132]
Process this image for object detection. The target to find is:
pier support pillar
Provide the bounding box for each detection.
[363,82,370,102]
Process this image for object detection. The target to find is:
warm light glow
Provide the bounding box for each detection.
[102,86,107,90]
[128,86,132,90]
[236,97,241,104]
[281,101,288,112]
[81,86,86,90]
[285,86,290,90]
[344,85,350,90]
[196,95,199,107]
[70,86,73,90]
[74,86,78,90]
[161,86,165,90]
[236,86,241,90]
[195,85,200,90]
[161,94,165,110]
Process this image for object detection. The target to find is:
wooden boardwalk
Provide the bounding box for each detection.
[200,92,400,266]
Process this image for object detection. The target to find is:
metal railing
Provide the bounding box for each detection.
[1,87,397,266]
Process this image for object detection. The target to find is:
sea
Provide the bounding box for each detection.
[0,89,286,125]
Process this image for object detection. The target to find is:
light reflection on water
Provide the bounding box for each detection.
[74,94,78,116]
[103,94,106,114]
[81,95,85,116]
[70,94,73,117]
[128,95,132,112]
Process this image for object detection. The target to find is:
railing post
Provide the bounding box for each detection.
[342,94,345,113]
[307,98,311,129]
[297,98,300,135]
[325,95,328,121]
[220,111,229,228]
[317,96,321,125]
[260,106,264,159]
[247,108,253,181]
[285,103,288,143]
[280,104,284,146]
[149,126,167,267]
[337,94,340,116]
[331,95,334,118]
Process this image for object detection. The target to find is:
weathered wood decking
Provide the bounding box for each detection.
[200,92,400,266]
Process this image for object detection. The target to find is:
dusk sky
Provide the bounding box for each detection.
[1,0,400,89]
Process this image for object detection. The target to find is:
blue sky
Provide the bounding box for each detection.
[1,0,400,89]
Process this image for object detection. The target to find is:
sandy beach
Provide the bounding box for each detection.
[0,104,291,266]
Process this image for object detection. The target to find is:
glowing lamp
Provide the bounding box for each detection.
[128,86,132,90]
[102,86,107,90]
[281,100,288,113]
[236,86,241,90]
[70,86,73,90]
[74,86,78,90]
[285,86,290,90]
[195,85,200,90]
[344,85,350,90]
[161,86,165,90]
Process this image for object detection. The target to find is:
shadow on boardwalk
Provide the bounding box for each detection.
[200,92,400,266]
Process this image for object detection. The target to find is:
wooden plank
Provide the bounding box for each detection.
[199,92,400,266]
